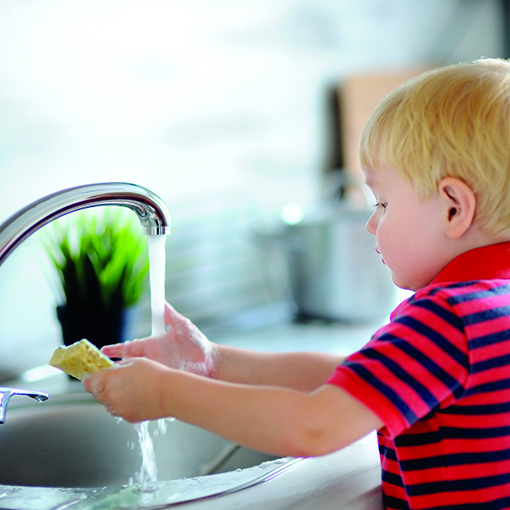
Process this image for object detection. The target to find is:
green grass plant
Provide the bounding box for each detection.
[43,208,149,311]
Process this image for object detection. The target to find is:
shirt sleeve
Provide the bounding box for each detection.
[327,292,470,438]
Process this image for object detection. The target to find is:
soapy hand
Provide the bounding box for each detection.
[101,303,217,378]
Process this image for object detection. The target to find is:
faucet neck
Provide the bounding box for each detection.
[0,182,172,267]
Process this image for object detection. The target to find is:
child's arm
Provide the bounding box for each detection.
[102,302,346,392]
[83,357,383,457]
[215,345,345,392]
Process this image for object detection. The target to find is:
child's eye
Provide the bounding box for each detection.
[373,202,387,210]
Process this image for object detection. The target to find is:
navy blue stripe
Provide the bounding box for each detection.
[394,315,469,369]
[382,470,404,487]
[446,282,510,304]
[394,425,510,445]
[463,305,510,325]
[384,337,466,399]
[472,352,510,373]
[425,280,478,296]
[379,443,398,462]
[470,328,510,350]
[384,493,510,510]
[400,448,510,471]
[361,348,440,409]
[343,363,418,424]
[383,494,410,510]
[399,455,443,471]
[407,472,510,496]
[411,298,465,332]
[465,377,510,396]
[443,402,510,415]
[383,465,510,509]
[441,425,510,439]
[392,425,510,445]
[423,496,510,510]
[394,430,442,447]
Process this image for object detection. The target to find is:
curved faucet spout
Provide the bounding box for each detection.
[0,182,172,267]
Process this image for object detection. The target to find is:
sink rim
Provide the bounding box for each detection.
[0,457,308,509]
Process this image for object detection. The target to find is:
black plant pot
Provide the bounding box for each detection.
[56,305,138,350]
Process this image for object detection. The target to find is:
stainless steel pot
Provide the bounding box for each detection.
[281,203,397,323]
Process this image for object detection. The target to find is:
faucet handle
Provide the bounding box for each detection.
[0,387,49,424]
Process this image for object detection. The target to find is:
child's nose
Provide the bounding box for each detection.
[366,212,377,235]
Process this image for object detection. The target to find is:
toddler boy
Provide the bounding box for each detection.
[86,58,510,510]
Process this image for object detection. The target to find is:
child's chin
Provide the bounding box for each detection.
[391,274,413,291]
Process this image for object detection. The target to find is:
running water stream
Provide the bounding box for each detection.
[130,234,169,484]
[148,234,167,336]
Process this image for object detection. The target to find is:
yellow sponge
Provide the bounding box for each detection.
[49,339,114,380]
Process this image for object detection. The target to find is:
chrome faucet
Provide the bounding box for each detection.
[0,182,173,422]
[0,388,49,424]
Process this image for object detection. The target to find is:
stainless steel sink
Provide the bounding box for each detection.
[0,391,277,488]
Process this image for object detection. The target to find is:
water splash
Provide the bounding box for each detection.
[152,417,174,437]
[133,421,158,484]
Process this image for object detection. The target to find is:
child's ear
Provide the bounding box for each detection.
[438,177,476,239]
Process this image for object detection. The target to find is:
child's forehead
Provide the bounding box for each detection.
[363,166,386,186]
[363,172,376,188]
[364,165,409,193]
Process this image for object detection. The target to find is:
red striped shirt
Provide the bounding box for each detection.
[327,242,510,509]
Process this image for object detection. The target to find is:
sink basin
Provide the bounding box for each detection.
[0,391,277,488]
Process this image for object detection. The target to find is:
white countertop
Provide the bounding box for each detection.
[180,433,383,510]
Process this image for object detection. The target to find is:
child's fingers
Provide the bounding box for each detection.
[100,344,125,358]
[82,371,105,397]
[101,339,145,359]
[164,302,187,326]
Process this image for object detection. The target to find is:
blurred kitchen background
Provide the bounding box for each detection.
[0,0,505,378]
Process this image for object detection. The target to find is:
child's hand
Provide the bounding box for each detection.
[101,303,217,377]
[83,357,171,423]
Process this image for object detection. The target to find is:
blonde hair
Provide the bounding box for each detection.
[360,58,510,237]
